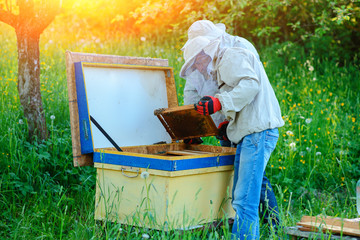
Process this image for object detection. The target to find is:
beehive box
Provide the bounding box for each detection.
[65,51,235,230]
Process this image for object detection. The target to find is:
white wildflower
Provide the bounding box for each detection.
[19,119,24,125]
[142,233,150,239]
[140,36,146,42]
[305,118,312,124]
[306,147,311,152]
[50,115,55,120]
[289,142,296,149]
[316,152,322,156]
[312,77,317,81]
[308,66,314,72]
[286,130,294,136]
[141,171,149,179]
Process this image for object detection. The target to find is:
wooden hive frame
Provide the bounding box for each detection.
[154,105,219,140]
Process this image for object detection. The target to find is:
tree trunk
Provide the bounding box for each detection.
[16,27,48,140]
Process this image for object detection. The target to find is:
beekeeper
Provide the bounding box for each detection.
[180,20,284,239]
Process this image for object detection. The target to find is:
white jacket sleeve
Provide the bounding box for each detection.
[215,48,260,120]
[183,80,202,105]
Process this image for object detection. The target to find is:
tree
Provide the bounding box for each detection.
[0,0,62,140]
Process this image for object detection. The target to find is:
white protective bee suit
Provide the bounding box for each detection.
[180,20,285,239]
[180,20,284,144]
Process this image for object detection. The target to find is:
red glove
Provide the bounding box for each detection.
[216,120,229,141]
[194,96,222,115]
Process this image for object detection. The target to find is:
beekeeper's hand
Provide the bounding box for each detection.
[194,96,221,115]
[216,120,229,141]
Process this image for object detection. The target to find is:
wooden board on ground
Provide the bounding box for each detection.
[296,215,360,238]
[286,226,360,240]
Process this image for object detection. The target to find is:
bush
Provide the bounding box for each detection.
[109,0,360,61]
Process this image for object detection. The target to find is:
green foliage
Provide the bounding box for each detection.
[24,0,358,62]
[108,0,360,61]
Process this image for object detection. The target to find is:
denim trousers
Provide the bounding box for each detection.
[230,128,279,240]
[220,136,280,231]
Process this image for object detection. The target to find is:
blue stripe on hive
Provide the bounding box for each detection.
[74,62,94,154]
[93,152,234,171]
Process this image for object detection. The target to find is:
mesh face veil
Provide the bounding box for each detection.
[182,50,213,79]
[180,38,220,78]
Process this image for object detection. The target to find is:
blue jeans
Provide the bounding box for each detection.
[220,138,280,230]
[260,174,280,230]
[230,129,279,240]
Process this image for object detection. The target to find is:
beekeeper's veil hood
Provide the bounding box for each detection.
[187,20,226,40]
[180,20,229,78]
[179,35,220,78]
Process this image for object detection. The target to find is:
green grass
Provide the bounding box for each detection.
[0,24,359,239]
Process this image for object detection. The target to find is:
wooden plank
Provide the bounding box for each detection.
[297,215,360,238]
[182,150,214,154]
[298,227,313,232]
[157,104,194,114]
[166,150,202,156]
[156,114,176,139]
[65,51,93,167]
[188,144,236,154]
[164,68,179,108]
[65,51,169,167]
[297,222,360,237]
[166,150,213,156]
[286,226,316,238]
[300,216,360,230]
[286,226,360,240]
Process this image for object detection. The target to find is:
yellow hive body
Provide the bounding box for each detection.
[65,51,236,230]
[94,163,234,230]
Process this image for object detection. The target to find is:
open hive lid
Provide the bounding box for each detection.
[65,51,219,167]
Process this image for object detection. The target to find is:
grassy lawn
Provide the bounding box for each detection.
[0,24,359,239]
